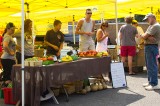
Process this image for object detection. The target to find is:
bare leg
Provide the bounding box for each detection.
[121,56,126,63]
[128,56,134,74]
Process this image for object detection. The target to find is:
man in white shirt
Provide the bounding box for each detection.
[75,9,95,52]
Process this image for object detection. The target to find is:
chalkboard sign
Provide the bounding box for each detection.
[111,62,127,88]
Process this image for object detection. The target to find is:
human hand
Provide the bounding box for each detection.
[148,36,156,42]
[52,45,59,51]
[10,51,15,56]
[104,32,109,37]
[85,32,93,36]
[56,51,60,57]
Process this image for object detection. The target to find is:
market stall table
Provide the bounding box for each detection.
[12,56,111,106]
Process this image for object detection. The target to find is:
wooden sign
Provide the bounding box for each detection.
[111,62,127,88]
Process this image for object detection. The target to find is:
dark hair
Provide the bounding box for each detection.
[2,22,15,36]
[125,16,133,24]
[24,19,32,33]
[53,20,62,27]
[86,8,92,13]
[100,21,109,29]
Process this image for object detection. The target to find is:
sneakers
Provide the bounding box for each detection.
[143,83,150,87]
[145,85,160,91]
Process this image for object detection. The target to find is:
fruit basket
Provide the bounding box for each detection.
[60,84,75,94]
[25,57,43,66]
[78,50,109,58]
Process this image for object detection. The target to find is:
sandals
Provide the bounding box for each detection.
[129,73,136,75]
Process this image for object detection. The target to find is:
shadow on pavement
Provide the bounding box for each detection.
[41,87,145,106]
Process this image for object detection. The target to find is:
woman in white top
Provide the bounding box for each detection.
[96,21,109,52]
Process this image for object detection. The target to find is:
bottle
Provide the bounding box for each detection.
[53,55,57,61]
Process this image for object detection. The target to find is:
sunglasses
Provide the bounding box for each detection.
[87,12,92,14]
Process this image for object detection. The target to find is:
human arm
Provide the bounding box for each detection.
[140,33,155,42]
[96,29,108,42]
[141,25,158,41]
[3,38,15,55]
[56,42,63,57]
[56,32,64,56]
[44,40,59,51]
[75,19,85,35]
[75,19,95,36]
[16,45,21,51]
[140,33,150,40]
[119,32,122,40]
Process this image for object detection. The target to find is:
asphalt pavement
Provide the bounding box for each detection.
[0,71,160,106]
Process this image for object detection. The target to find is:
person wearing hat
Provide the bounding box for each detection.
[140,13,160,90]
[132,20,144,49]
[1,22,16,87]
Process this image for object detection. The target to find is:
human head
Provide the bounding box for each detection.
[24,19,32,33]
[2,22,15,36]
[100,21,109,30]
[53,20,62,31]
[143,13,156,25]
[125,16,133,24]
[85,8,92,19]
[132,20,138,27]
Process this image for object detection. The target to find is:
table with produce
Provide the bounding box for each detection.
[11,50,111,106]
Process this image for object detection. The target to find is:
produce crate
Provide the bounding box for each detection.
[61,84,75,94]
[2,88,17,105]
[74,81,83,92]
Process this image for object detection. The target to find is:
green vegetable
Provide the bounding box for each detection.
[42,60,54,65]
[71,55,78,61]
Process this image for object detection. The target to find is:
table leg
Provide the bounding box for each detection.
[62,85,69,102]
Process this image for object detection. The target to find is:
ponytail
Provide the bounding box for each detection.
[2,28,7,36]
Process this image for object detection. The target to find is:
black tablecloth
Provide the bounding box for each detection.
[12,57,111,106]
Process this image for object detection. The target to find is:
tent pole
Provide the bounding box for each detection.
[100,12,104,23]
[73,15,75,44]
[115,0,119,61]
[21,0,25,106]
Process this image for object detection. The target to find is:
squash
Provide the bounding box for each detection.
[81,89,87,95]
[98,82,103,90]
[85,86,91,92]
[91,83,98,91]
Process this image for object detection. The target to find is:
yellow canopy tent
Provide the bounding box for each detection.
[0,0,160,22]
[0,0,160,34]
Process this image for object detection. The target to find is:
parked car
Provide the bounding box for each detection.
[64,34,79,44]
[35,34,79,47]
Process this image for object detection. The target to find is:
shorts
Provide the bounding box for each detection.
[79,41,95,52]
[120,46,136,56]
